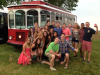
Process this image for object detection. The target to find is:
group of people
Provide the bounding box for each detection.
[18,21,98,71]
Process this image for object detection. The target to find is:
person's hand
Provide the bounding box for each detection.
[27,56,30,59]
[56,54,61,57]
[95,24,98,28]
[74,49,78,53]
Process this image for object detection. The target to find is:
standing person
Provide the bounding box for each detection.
[68,23,73,45]
[79,23,85,57]
[49,21,55,29]
[42,25,49,34]
[46,21,50,29]
[54,22,62,36]
[49,28,54,42]
[31,38,41,62]
[42,31,51,60]
[72,23,80,57]
[62,23,71,41]
[58,33,78,68]
[18,37,32,65]
[82,22,98,63]
[41,37,61,71]
[28,27,34,43]
[33,22,38,35]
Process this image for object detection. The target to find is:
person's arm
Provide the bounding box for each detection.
[23,44,30,59]
[42,38,45,49]
[46,36,51,48]
[33,36,38,43]
[95,25,98,34]
[67,41,78,52]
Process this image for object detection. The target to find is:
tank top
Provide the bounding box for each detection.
[72,30,79,40]
[32,46,38,51]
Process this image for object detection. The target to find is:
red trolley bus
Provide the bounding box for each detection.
[7,1,77,45]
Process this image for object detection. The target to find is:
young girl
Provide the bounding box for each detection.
[42,25,49,35]
[28,27,34,43]
[72,23,80,57]
[18,37,32,65]
[34,27,41,39]
[42,31,51,60]
[53,31,59,41]
[33,33,44,62]
[31,38,41,62]
[49,28,54,42]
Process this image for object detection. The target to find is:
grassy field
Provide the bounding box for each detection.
[0,32,100,75]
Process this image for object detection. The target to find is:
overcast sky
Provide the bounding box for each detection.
[1,0,100,30]
[72,0,100,30]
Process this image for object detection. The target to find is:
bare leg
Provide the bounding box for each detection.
[88,51,91,61]
[40,48,43,61]
[84,50,87,60]
[65,53,69,66]
[37,49,41,62]
[74,43,78,55]
[72,42,76,56]
[43,55,55,68]
[80,48,83,56]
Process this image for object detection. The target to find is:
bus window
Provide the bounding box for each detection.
[9,11,14,28]
[15,10,25,29]
[51,12,55,23]
[0,13,4,26]
[27,10,38,29]
[41,15,46,27]
[40,10,50,27]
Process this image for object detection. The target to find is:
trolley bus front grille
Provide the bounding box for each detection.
[16,32,25,42]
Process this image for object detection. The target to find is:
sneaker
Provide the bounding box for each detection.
[82,59,85,61]
[41,61,45,64]
[87,61,90,63]
[74,55,77,57]
[50,68,56,71]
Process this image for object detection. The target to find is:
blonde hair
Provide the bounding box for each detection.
[25,37,31,47]
[74,23,80,29]
[37,32,43,38]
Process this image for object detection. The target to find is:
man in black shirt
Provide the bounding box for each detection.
[82,22,98,63]
[49,21,55,29]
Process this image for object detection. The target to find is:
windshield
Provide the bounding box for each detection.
[15,10,25,29]
[9,11,14,28]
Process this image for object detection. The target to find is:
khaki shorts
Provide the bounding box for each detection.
[45,52,53,61]
[78,42,82,49]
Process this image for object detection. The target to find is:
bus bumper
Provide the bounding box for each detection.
[7,40,24,46]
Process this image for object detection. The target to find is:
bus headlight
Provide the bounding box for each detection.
[9,36,12,40]
[19,35,21,38]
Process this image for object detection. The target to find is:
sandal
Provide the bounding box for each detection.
[64,66,68,69]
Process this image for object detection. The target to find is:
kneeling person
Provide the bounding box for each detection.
[59,33,78,68]
[42,37,61,71]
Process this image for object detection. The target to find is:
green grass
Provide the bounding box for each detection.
[0,32,100,75]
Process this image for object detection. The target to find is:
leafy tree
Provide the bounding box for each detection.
[0,0,78,11]
[44,0,79,11]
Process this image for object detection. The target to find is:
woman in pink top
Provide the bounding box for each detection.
[18,37,32,65]
[79,23,85,57]
[62,23,71,41]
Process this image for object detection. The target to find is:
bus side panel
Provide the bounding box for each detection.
[0,13,8,44]
[7,29,29,45]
